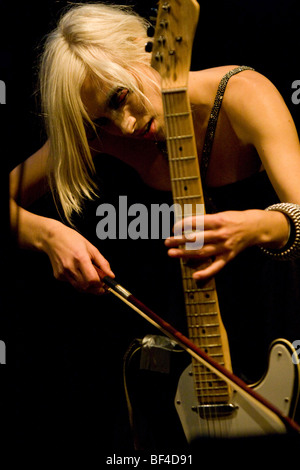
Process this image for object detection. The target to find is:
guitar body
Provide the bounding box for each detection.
[175,339,300,442]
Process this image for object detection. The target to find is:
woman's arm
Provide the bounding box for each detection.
[10,141,114,293]
[227,70,300,204]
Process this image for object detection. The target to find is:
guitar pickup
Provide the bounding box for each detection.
[193,403,238,419]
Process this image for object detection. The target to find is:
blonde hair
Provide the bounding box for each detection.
[39,3,152,224]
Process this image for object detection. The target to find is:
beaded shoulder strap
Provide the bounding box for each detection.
[200,66,255,184]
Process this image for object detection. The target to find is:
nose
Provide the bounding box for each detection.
[117,110,136,135]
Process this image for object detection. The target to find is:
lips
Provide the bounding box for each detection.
[141,118,155,138]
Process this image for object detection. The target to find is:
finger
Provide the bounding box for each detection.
[192,257,227,281]
[167,243,216,259]
[59,267,93,292]
[165,235,195,247]
[53,257,107,295]
[63,257,106,295]
[165,229,206,247]
[90,247,115,279]
[173,215,204,232]
[173,214,221,233]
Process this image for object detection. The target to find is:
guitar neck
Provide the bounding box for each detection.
[162,88,232,404]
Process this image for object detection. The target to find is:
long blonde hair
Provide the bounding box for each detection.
[39,3,152,224]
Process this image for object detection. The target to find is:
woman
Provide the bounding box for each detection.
[10,3,300,286]
[10,2,300,446]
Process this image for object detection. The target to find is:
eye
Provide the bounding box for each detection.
[108,87,129,110]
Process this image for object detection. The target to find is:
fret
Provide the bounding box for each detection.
[162,87,187,94]
[169,156,196,161]
[165,111,190,118]
[173,195,203,200]
[187,312,219,322]
[185,300,216,305]
[195,334,221,339]
[193,343,222,348]
[188,337,222,346]
[189,336,222,343]
[192,370,226,378]
[185,288,214,293]
[194,379,225,385]
[193,369,224,376]
[167,134,193,140]
[171,176,199,181]
[186,315,219,322]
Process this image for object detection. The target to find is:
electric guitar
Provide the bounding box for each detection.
[145,0,300,441]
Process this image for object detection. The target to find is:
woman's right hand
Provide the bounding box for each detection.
[9,143,114,294]
[42,220,115,294]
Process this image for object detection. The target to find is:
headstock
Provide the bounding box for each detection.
[149,0,200,89]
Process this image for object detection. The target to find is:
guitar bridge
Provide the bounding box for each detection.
[194,403,238,419]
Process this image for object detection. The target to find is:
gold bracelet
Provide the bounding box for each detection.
[259,203,300,260]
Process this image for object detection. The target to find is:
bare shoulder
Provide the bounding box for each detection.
[223,67,285,108]
[189,66,283,104]
[218,67,296,144]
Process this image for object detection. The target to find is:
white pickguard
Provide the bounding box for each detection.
[175,339,300,441]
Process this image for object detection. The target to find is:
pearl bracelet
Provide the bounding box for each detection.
[259,203,300,260]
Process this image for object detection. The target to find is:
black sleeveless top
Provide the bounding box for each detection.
[198,67,300,384]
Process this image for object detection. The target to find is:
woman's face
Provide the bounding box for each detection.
[81,68,165,141]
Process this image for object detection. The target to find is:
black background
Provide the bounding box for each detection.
[0,0,300,460]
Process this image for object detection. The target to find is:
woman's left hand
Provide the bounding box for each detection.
[165,209,279,280]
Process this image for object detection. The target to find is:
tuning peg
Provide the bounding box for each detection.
[145,41,153,53]
[147,25,155,37]
[162,3,171,12]
[149,7,158,19]
[148,7,158,26]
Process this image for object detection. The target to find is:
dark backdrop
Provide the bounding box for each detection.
[0,0,299,458]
